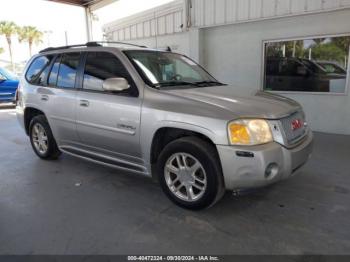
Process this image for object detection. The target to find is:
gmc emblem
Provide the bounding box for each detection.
[291,119,303,131]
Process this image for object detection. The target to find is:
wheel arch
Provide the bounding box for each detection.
[24,107,46,135]
[146,122,222,179]
[149,125,227,206]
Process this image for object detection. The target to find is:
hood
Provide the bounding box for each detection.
[165,85,301,119]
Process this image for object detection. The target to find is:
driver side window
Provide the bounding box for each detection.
[82,52,136,95]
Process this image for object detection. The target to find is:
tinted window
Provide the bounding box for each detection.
[83,52,133,92]
[56,53,80,88]
[25,55,54,85]
[264,35,350,93]
[48,55,61,86]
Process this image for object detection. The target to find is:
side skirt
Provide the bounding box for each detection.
[60,146,150,176]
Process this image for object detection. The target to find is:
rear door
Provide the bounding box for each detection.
[76,51,142,162]
[36,52,81,146]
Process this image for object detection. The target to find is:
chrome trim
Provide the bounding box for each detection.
[76,120,136,135]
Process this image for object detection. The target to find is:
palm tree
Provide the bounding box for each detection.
[0,21,18,71]
[17,26,43,57]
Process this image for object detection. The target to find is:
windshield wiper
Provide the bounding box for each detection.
[193,80,225,86]
[155,81,197,88]
[154,80,225,88]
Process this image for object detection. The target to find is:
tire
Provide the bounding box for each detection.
[157,136,225,210]
[29,115,61,160]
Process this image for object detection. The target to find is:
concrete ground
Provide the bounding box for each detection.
[0,107,349,255]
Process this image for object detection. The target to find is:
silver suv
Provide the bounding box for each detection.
[16,42,313,209]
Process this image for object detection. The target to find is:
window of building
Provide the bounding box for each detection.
[263,35,350,93]
[56,53,80,89]
[25,55,54,85]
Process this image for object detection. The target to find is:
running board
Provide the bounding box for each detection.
[60,146,149,175]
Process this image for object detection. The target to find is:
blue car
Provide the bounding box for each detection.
[0,67,19,103]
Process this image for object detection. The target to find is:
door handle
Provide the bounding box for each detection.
[41,95,49,101]
[79,100,89,107]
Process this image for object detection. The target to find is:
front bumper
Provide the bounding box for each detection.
[217,130,313,190]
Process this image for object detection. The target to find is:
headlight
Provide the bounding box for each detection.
[228,119,273,145]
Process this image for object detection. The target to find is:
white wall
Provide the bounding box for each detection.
[202,9,350,134]
[191,0,350,27]
[103,0,186,41]
[121,32,190,55]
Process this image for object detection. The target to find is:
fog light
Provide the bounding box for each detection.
[265,163,279,179]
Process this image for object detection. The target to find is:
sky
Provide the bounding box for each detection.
[0,0,86,63]
[0,0,173,65]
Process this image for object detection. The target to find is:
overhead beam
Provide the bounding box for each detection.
[46,0,117,10]
[89,0,117,11]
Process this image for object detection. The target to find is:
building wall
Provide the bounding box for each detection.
[202,9,350,134]
[121,32,191,55]
[103,0,186,41]
[191,0,350,27]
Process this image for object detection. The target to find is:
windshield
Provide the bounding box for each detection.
[124,50,222,88]
[299,59,324,74]
[0,67,18,80]
[317,62,347,75]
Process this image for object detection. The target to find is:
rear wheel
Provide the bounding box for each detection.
[157,137,225,210]
[29,115,61,160]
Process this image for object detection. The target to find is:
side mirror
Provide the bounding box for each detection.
[102,77,130,92]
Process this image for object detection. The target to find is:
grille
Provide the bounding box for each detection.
[280,111,307,145]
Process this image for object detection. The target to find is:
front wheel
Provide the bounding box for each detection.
[157,137,225,210]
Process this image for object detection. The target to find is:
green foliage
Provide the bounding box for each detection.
[311,42,346,64]
[0,21,18,70]
[0,21,18,39]
[17,25,43,56]
[0,47,4,54]
[17,26,43,45]
[266,36,350,67]
[266,40,305,58]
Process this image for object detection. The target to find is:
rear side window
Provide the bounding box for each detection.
[83,52,134,93]
[56,53,80,89]
[25,55,54,85]
[48,55,61,86]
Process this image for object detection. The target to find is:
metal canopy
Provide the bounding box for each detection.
[47,0,102,7]
[46,0,117,11]
[45,0,118,41]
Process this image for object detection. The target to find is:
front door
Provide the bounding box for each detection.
[76,51,142,163]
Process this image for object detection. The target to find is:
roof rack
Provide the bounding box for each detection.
[86,41,148,48]
[39,41,147,53]
[39,42,101,53]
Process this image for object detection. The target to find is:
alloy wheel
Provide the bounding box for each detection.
[164,152,207,202]
[32,123,48,155]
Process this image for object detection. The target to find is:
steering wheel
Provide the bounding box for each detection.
[170,74,183,81]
